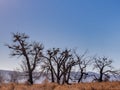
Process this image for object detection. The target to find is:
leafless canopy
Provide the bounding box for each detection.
[42,48,77,84]
[6,32,44,84]
[93,56,119,82]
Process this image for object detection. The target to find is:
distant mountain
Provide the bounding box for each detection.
[0,70,119,83]
[0,70,46,83]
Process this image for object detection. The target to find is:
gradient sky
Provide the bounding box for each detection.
[0,0,120,70]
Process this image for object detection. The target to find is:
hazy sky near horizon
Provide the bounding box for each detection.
[1,0,120,70]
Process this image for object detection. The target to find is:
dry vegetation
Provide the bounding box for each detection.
[0,81,120,90]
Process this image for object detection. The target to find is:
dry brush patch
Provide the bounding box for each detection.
[0,82,120,90]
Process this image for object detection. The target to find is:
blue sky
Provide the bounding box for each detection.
[0,0,120,70]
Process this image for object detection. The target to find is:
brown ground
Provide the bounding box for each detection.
[0,81,120,90]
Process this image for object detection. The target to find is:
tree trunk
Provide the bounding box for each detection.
[66,67,71,84]
[57,65,60,84]
[78,73,83,83]
[99,69,103,82]
[28,71,33,84]
[99,73,103,82]
[51,69,55,82]
[24,51,33,84]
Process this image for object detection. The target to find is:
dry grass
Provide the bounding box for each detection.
[0,81,120,90]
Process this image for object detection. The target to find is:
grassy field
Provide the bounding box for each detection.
[0,81,120,90]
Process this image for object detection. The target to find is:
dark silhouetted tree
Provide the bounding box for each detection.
[74,51,91,83]
[6,32,43,85]
[42,48,77,84]
[93,56,118,82]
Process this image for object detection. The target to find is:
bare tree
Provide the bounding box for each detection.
[93,56,118,82]
[60,49,77,84]
[42,48,77,84]
[74,51,91,83]
[42,48,57,83]
[6,32,43,84]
